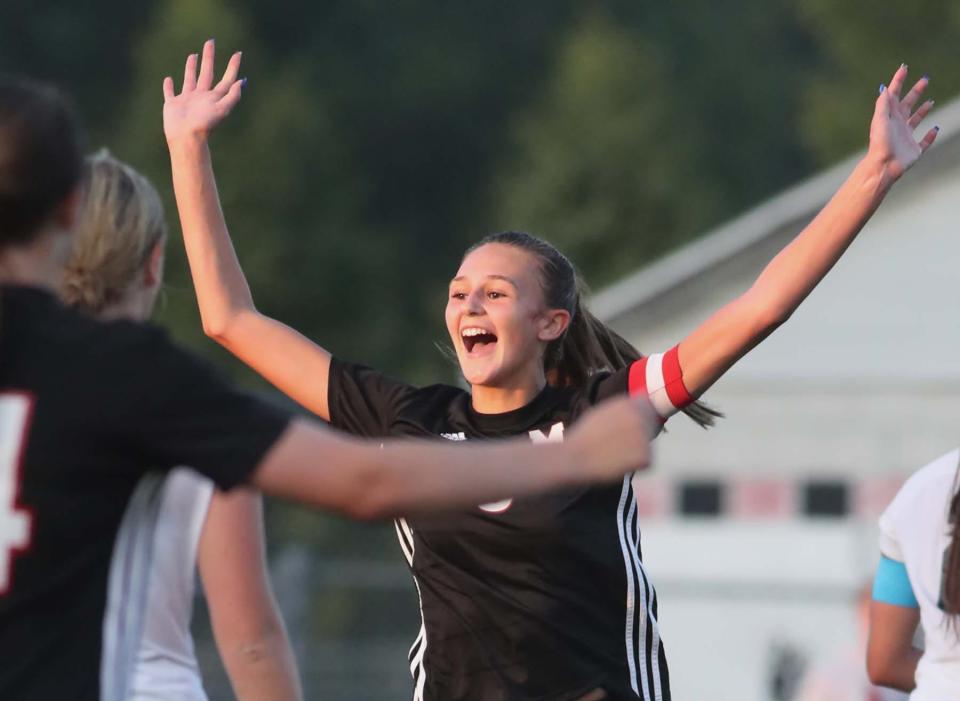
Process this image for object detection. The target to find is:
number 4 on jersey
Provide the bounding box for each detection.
[0,393,34,594]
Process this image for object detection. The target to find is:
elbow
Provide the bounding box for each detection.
[746,294,792,338]
[866,649,904,690]
[343,485,398,522]
[201,314,235,343]
[337,465,400,522]
[866,658,891,688]
[220,622,284,666]
[202,306,253,346]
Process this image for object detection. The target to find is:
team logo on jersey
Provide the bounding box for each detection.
[441,432,467,441]
[478,422,566,514]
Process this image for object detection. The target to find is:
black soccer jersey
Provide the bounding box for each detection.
[329,357,671,701]
[0,285,291,701]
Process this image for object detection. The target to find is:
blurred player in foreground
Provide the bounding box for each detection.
[0,74,654,701]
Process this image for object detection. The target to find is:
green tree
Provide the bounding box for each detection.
[797,0,960,165]
[488,3,818,286]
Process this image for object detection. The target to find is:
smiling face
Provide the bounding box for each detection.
[445,242,570,390]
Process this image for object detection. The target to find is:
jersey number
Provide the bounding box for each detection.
[0,393,34,594]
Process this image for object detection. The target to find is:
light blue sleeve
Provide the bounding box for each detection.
[872,555,919,608]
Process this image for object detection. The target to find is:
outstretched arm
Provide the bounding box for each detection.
[252,396,655,519]
[164,40,333,420]
[675,65,938,397]
[198,489,303,701]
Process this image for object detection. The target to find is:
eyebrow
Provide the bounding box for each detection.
[450,274,519,288]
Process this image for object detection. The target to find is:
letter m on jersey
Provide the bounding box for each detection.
[529,422,564,443]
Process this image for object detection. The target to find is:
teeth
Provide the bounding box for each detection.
[462,328,492,337]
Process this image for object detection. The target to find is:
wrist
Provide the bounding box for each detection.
[166,131,210,155]
[858,151,899,197]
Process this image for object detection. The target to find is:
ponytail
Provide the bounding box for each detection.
[469,231,721,429]
[61,150,166,314]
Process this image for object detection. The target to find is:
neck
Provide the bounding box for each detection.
[97,290,153,322]
[0,229,70,291]
[470,370,546,414]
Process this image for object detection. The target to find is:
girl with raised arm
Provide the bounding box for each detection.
[166,41,937,701]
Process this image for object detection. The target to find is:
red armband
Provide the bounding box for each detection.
[628,345,692,419]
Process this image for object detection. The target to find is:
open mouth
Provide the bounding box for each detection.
[462,327,498,354]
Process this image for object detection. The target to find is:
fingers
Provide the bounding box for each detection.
[873,86,891,122]
[900,75,929,112]
[214,51,243,94]
[919,125,940,153]
[162,76,175,101]
[197,39,216,90]
[217,78,245,114]
[887,63,908,100]
[908,99,934,129]
[182,52,198,92]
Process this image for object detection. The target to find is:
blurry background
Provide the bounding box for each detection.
[4,1,959,698]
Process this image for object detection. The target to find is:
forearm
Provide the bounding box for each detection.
[747,154,894,320]
[678,155,896,394]
[255,422,589,519]
[220,625,303,701]
[361,439,586,517]
[167,135,256,337]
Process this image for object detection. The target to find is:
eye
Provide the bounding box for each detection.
[449,291,467,300]
[487,290,506,300]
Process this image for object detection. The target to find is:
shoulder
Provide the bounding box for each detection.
[894,448,960,506]
[880,448,960,554]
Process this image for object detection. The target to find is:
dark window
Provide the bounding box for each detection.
[803,481,848,517]
[679,481,723,517]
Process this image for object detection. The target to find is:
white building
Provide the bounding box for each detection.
[592,99,960,700]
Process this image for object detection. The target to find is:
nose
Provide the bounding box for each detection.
[465,289,485,315]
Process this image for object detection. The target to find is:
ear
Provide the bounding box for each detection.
[537,308,571,343]
[143,238,166,287]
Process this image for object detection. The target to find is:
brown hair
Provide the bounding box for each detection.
[61,150,166,314]
[942,473,960,619]
[0,75,83,248]
[466,232,721,428]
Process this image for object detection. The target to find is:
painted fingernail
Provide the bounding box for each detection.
[901,63,907,69]
[923,74,929,81]
[934,125,940,132]
[879,84,886,94]
[241,77,248,88]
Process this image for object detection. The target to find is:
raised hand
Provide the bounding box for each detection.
[163,39,244,143]
[869,64,939,181]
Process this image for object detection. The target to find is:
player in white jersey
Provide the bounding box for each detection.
[868,448,960,699]
[61,151,302,700]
